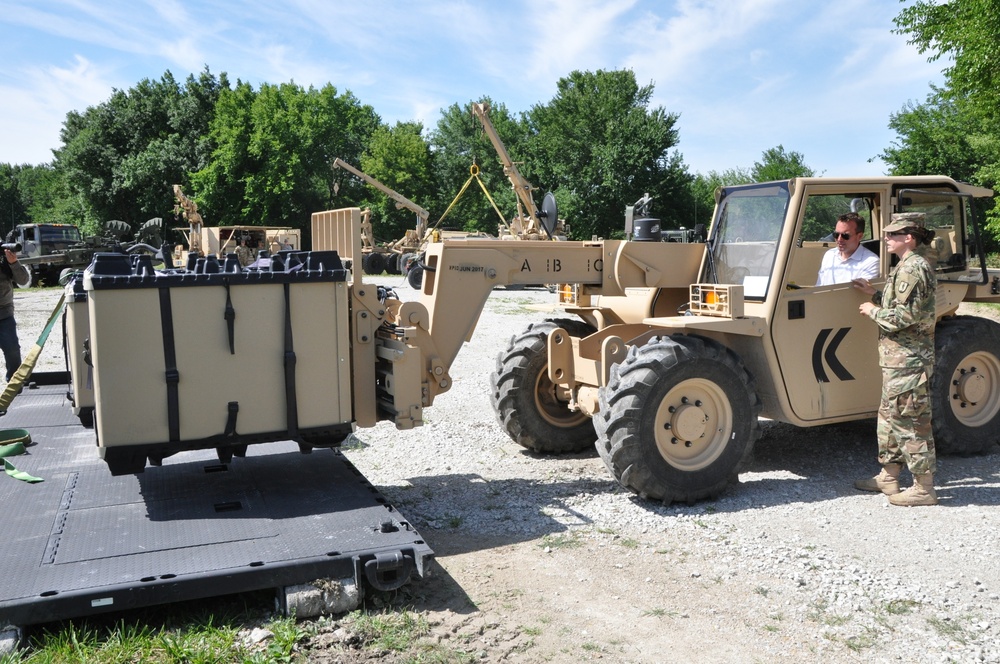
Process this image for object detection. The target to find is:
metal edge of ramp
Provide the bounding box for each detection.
[0,376,433,627]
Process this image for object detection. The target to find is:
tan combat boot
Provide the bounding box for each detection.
[853,463,902,495]
[888,473,938,506]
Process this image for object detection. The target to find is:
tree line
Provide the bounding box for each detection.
[0,67,813,248]
[881,0,999,249]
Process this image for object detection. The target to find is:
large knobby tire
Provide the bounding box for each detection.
[20,265,36,289]
[594,335,760,504]
[366,252,386,275]
[490,318,598,453]
[932,316,1000,456]
[407,264,424,289]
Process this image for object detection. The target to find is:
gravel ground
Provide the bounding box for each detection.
[12,282,1000,663]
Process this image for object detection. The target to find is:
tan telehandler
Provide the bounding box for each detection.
[318,175,1000,504]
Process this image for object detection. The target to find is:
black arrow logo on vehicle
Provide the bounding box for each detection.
[812,327,855,383]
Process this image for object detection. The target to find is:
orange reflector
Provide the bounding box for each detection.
[558,284,573,303]
[705,291,719,305]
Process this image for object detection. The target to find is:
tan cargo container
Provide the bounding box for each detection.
[63,275,95,428]
[84,251,353,475]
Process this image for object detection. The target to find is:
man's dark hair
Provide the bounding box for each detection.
[837,212,865,236]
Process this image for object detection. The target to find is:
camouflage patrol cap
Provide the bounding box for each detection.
[884,212,926,234]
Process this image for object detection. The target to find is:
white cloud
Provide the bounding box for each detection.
[625,0,790,90]
[0,56,120,163]
[521,0,638,84]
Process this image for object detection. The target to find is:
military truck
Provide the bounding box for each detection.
[7,220,161,287]
[75,176,1000,506]
[327,158,496,286]
[6,223,98,287]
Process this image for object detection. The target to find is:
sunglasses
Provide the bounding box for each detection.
[884,231,909,237]
[833,232,853,240]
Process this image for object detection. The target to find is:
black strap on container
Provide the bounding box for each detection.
[223,278,236,354]
[158,287,181,443]
[224,401,239,438]
[61,308,71,400]
[282,283,299,437]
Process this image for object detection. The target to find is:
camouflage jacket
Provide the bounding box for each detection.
[0,260,30,320]
[235,244,255,267]
[869,250,936,372]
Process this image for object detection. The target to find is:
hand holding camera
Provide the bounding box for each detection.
[2,243,21,263]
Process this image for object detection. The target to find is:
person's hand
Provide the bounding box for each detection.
[852,278,876,295]
[860,302,876,317]
[4,249,17,264]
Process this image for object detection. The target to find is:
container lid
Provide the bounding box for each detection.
[84,250,348,290]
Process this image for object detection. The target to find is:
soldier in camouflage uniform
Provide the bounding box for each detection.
[853,212,938,506]
[235,238,255,267]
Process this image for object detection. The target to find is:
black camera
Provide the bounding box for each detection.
[1,243,21,253]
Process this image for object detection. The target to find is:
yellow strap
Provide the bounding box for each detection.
[435,173,477,228]
[473,176,511,231]
[434,168,509,236]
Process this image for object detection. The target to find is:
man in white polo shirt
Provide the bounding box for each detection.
[816,212,880,286]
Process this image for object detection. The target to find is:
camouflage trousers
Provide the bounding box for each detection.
[876,369,936,475]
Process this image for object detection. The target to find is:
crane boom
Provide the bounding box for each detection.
[471,102,546,237]
[332,158,430,223]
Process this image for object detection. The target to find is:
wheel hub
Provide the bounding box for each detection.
[955,369,987,404]
[533,365,589,428]
[669,403,708,442]
[948,350,1000,426]
[654,378,732,472]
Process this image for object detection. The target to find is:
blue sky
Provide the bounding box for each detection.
[1,0,945,177]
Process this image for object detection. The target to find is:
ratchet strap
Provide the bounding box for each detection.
[282,283,299,438]
[158,287,181,443]
[222,278,236,354]
[0,428,42,483]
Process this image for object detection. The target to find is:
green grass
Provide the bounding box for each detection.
[540,532,581,550]
[3,593,305,663]
[884,599,920,615]
[0,592,488,664]
[347,609,429,652]
[843,632,877,652]
[641,608,679,619]
[926,616,969,644]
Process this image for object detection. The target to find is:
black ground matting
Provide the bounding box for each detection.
[0,374,431,627]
